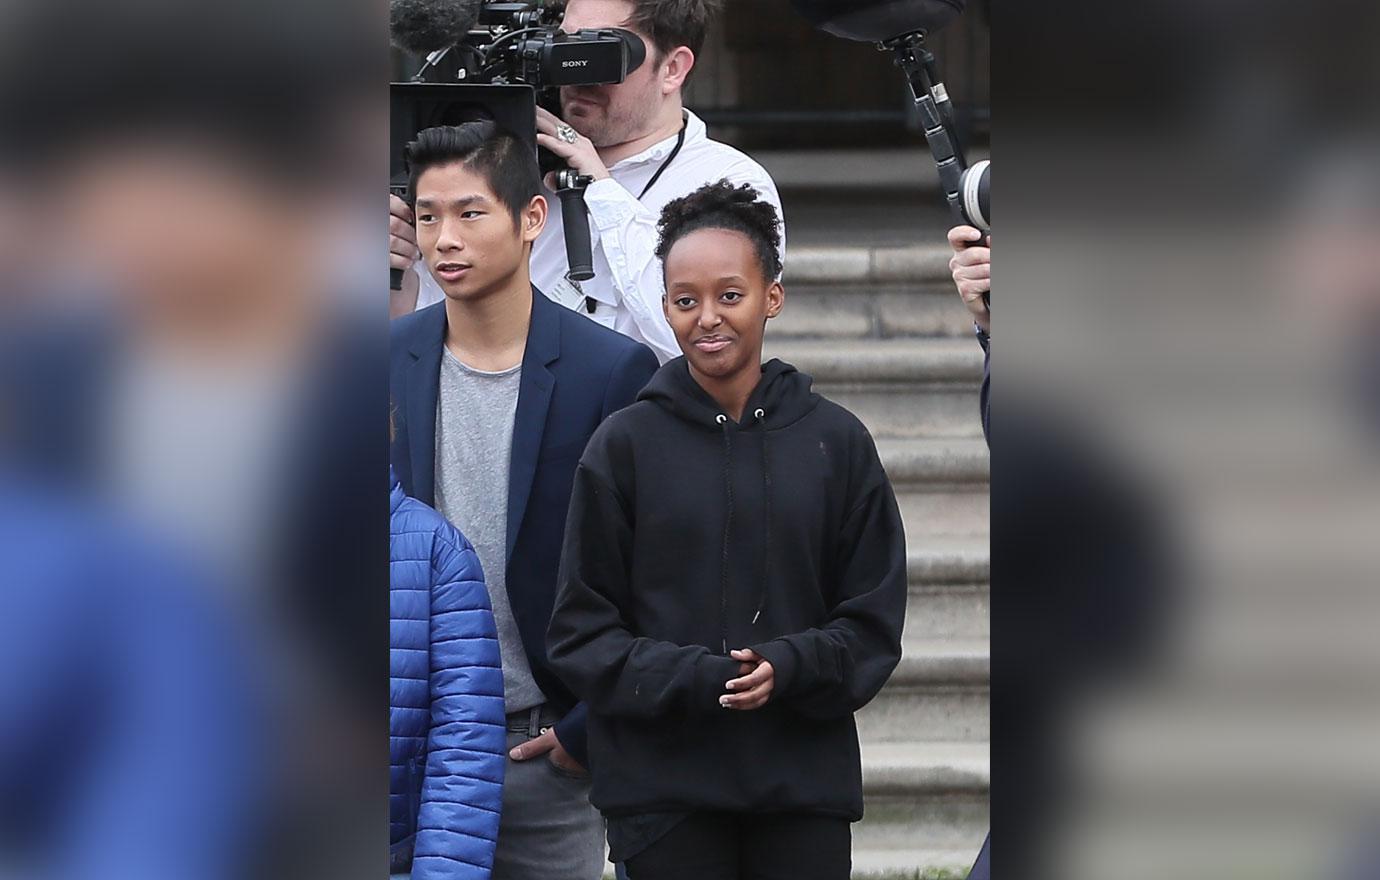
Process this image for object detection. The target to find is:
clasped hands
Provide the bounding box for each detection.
[720,648,775,711]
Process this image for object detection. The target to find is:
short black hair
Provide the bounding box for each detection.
[403,122,541,225]
[656,179,783,281]
[627,0,723,59]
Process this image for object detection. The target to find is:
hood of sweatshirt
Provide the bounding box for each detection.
[636,357,821,431]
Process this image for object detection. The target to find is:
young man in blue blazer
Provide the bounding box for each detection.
[389,122,658,880]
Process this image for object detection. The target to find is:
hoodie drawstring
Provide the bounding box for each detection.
[717,408,775,647]
[717,413,732,654]
[753,407,772,626]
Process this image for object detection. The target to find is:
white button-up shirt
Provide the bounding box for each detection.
[415,111,784,363]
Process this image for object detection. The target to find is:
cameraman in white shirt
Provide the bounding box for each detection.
[390,0,784,364]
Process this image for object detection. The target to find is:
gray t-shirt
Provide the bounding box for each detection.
[434,347,546,714]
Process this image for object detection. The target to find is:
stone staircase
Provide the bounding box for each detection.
[764,235,990,876]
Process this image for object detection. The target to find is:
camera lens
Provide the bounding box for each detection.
[962,159,990,232]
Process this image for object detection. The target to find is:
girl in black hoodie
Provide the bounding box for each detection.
[547,181,907,880]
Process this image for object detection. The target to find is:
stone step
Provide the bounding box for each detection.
[908,541,990,587]
[854,742,990,872]
[878,438,989,485]
[768,337,982,384]
[775,244,973,341]
[861,740,990,798]
[906,542,989,641]
[850,847,983,877]
[762,148,989,197]
[859,641,990,744]
[893,642,990,685]
[876,439,990,539]
[765,339,985,439]
[772,284,977,340]
[907,580,989,642]
[783,244,955,286]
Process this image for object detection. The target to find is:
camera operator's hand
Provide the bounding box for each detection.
[390,193,420,317]
[947,225,990,334]
[391,193,421,273]
[535,107,610,188]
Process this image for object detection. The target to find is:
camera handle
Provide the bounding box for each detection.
[885,31,988,307]
[555,169,596,283]
[389,183,408,291]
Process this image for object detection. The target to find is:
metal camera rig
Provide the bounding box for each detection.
[883,29,988,236]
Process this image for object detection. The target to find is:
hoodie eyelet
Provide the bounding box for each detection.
[716,414,727,425]
[754,408,765,420]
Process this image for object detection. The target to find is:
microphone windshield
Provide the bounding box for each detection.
[790,0,965,42]
[389,0,483,56]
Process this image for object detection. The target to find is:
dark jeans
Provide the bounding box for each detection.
[623,812,851,880]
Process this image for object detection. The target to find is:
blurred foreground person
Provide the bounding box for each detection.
[0,0,387,876]
[947,221,1171,878]
[0,478,260,880]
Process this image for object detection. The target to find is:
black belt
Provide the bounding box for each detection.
[506,704,557,735]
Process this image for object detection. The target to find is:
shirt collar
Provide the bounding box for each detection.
[608,109,705,172]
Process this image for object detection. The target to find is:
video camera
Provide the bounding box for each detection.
[432,3,645,89]
[390,0,649,288]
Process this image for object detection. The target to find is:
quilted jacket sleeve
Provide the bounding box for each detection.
[411,524,506,880]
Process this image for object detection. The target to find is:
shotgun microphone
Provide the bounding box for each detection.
[389,0,483,56]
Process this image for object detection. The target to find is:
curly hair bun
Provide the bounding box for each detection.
[656,179,782,281]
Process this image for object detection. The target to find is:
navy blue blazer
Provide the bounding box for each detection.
[389,287,658,765]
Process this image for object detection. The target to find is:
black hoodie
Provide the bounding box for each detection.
[547,357,906,821]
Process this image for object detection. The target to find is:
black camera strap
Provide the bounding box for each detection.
[582,117,688,314]
[637,118,687,200]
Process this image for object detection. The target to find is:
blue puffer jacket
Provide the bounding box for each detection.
[390,469,505,879]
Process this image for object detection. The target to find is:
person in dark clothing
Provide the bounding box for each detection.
[547,180,908,879]
[948,223,1172,879]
